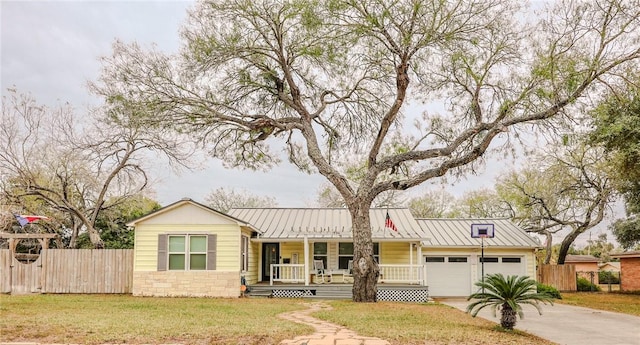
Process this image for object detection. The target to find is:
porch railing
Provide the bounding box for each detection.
[270,264,305,285]
[268,263,425,285]
[378,264,425,285]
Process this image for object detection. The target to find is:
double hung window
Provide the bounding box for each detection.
[313,242,328,269]
[338,242,380,269]
[168,235,207,270]
[158,234,216,271]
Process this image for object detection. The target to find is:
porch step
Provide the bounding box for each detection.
[246,284,353,299]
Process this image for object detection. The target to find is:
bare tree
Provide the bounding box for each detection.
[408,189,459,218]
[92,0,640,301]
[205,187,278,213]
[497,142,615,264]
[0,89,192,248]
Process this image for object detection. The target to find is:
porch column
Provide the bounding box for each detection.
[304,235,309,286]
[409,243,414,282]
[417,243,424,285]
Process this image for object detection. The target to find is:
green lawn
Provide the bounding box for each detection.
[315,301,554,345]
[558,292,640,317]
[0,294,310,345]
[1,294,555,345]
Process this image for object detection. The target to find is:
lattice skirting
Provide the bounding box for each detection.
[272,289,314,298]
[377,288,429,303]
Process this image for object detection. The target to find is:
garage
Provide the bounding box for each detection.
[478,256,526,279]
[425,255,471,297]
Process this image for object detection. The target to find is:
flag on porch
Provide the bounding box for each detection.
[385,211,398,232]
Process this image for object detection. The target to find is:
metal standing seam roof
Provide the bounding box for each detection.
[416,218,541,248]
[227,208,429,241]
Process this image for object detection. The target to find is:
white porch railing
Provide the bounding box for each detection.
[378,264,425,285]
[270,264,305,285]
[268,263,425,285]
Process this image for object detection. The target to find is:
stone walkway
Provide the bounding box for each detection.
[278,302,390,345]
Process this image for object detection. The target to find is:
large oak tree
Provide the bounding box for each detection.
[92,0,640,301]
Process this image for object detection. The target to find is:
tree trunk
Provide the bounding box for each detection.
[544,232,552,264]
[69,222,80,249]
[350,204,379,302]
[557,229,583,264]
[87,225,105,249]
[500,302,518,330]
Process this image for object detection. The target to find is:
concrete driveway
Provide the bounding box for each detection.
[441,299,640,345]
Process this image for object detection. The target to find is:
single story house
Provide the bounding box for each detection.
[610,251,640,291]
[565,254,600,280]
[127,198,541,298]
[598,261,620,272]
[565,254,600,272]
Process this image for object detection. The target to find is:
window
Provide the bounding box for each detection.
[373,243,380,264]
[502,257,521,263]
[479,257,499,263]
[425,256,445,263]
[313,242,327,269]
[448,257,468,263]
[169,235,207,270]
[241,235,249,272]
[338,242,353,269]
[158,234,216,271]
[338,242,380,268]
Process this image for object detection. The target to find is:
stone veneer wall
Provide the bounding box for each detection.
[621,257,640,291]
[133,271,240,297]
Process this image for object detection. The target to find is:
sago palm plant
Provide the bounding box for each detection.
[466,273,554,330]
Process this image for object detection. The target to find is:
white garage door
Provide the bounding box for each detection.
[425,256,471,297]
[478,256,526,279]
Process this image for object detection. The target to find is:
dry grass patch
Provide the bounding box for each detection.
[559,292,640,316]
[0,294,311,345]
[314,301,555,345]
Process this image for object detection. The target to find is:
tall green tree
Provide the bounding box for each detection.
[92,0,640,301]
[590,86,640,249]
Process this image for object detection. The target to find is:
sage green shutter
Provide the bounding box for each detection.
[207,234,217,270]
[157,234,167,271]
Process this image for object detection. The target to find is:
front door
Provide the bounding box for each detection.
[262,243,279,282]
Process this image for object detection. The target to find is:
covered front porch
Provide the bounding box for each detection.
[255,237,428,286]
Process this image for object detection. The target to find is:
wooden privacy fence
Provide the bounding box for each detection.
[1,249,133,294]
[537,264,577,292]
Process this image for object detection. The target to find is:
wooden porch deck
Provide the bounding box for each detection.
[247,282,430,302]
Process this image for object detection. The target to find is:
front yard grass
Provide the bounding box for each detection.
[0,294,310,345]
[315,301,555,345]
[0,294,555,345]
[558,292,640,317]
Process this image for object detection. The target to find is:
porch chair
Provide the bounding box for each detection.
[345,260,354,283]
[313,259,329,284]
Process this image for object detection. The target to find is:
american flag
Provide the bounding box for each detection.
[385,211,398,232]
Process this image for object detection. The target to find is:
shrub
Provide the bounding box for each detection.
[536,283,562,299]
[598,271,620,284]
[577,277,601,292]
